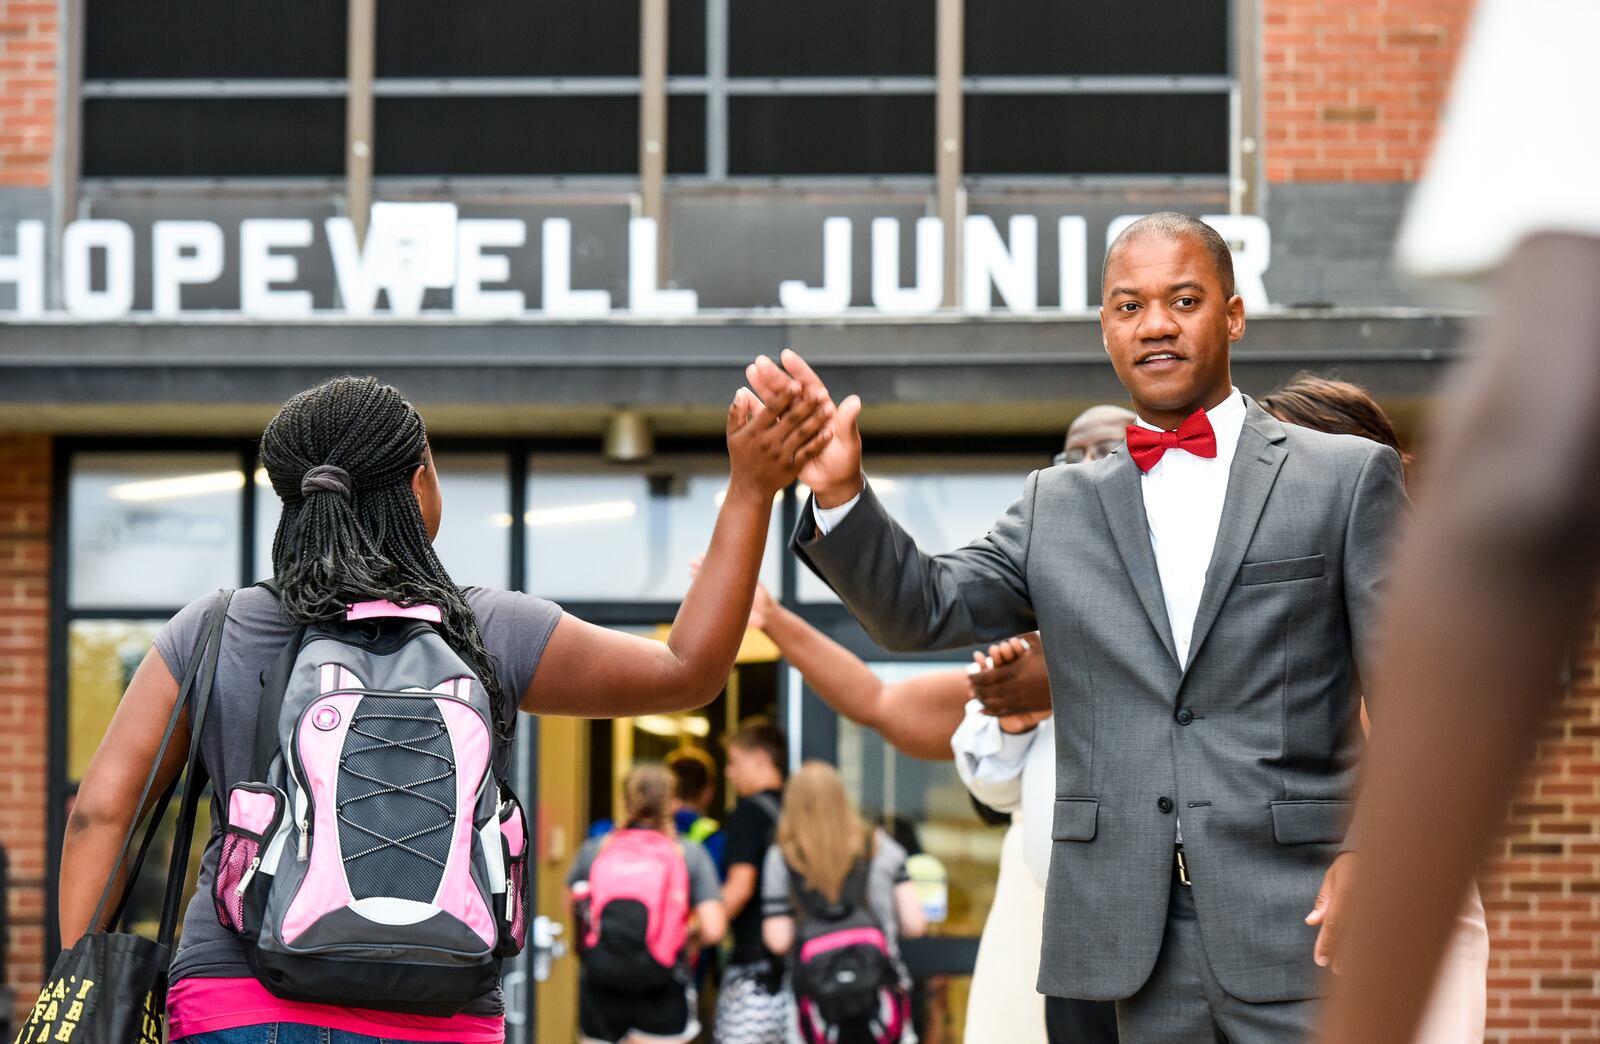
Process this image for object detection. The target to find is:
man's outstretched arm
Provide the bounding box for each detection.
[749,351,1038,652]
[1322,233,1600,1042]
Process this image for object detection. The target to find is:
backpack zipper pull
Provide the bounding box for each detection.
[297,817,310,861]
[234,855,262,895]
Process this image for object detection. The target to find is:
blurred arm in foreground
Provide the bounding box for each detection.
[1321,0,1600,1036]
[1322,231,1600,1041]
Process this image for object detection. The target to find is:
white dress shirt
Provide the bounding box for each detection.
[1135,388,1246,669]
[951,701,1054,886]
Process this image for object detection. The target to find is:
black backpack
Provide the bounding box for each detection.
[788,856,911,1044]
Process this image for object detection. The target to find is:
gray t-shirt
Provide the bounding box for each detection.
[761,829,911,984]
[154,584,562,1014]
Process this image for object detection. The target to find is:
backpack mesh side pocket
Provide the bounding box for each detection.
[495,791,530,957]
[214,784,284,935]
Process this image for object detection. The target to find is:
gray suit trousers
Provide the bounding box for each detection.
[1118,868,1316,1043]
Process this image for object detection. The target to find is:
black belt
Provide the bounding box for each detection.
[1174,844,1191,887]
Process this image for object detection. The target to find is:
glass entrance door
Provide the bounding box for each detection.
[530,629,781,1042]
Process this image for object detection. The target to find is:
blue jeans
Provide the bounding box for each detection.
[176,1027,430,1044]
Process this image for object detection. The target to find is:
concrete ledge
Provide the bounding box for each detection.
[0,311,1472,433]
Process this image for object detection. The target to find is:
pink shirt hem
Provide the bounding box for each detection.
[167,978,505,1043]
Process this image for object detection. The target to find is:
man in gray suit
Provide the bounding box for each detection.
[744,213,1408,1042]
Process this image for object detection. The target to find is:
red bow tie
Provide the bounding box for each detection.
[1125,410,1219,473]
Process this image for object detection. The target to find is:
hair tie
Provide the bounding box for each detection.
[301,464,353,501]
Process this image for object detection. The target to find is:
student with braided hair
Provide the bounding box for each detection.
[58,373,833,1044]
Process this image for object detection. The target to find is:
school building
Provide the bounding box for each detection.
[0,1,1594,1041]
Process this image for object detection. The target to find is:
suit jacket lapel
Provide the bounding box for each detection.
[1096,448,1181,666]
[1183,401,1289,674]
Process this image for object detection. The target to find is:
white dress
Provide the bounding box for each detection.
[954,707,1055,1042]
[965,816,1048,1044]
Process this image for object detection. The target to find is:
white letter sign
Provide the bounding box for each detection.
[870,217,942,316]
[152,221,224,317]
[63,219,135,319]
[455,219,527,318]
[628,218,697,316]
[780,217,853,316]
[0,219,44,317]
[963,215,1037,315]
[542,218,612,317]
[240,219,315,317]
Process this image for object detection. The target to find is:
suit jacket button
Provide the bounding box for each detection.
[1157,797,1174,814]
[1176,708,1194,725]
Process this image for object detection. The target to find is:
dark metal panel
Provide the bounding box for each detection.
[902,936,983,977]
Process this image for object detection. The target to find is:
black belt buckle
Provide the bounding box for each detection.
[1175,844,1192,887]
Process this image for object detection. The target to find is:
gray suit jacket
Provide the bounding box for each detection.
[792,401,1408,1004]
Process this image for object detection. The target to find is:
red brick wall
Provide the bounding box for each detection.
[0,435,51,1028]
[1478,623,1600,1042]
[1262,0,1476,183]
[0,0,55,187]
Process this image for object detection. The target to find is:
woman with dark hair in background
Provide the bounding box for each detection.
[1260,372,1488,1044]
[1257,373,1412,468]
[58,373,830,1044]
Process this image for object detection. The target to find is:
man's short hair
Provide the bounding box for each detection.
[665,746,716,801]
[725,717,789,779]
[1103,212,1236,299]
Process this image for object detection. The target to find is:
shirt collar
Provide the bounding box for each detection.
[1134,387,1245,436]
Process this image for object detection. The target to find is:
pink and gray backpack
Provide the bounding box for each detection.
[212,589,529,1016]
[790,858,909,1044]
[577,828,690,992]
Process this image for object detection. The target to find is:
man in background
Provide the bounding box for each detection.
[667,746,725,871]
[715,719,790,1043]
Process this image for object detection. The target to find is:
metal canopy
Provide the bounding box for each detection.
[0,310,1469,423]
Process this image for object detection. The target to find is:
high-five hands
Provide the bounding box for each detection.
[744,350,864,507]
[726,362,835,498]
[969,633,1053,734]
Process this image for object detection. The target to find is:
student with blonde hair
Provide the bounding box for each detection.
[569,763,725,1044]
[762,762,925,1044]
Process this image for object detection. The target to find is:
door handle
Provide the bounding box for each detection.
[530,914,568,984]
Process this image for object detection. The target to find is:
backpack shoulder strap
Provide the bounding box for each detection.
[790,849,876,924]
[839,856,874,914]
[750,791,781,822]
[786,861,838,923]
[252,581,307,779]
[157,587,234,947]
[92,588,232,936]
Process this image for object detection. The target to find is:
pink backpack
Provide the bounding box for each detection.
[580,829,691,991]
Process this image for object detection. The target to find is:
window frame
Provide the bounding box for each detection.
[77,0,1237,188]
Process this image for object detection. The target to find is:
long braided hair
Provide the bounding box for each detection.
[259,376,509,734]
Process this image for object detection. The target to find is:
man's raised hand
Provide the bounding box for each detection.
[745,350,864,507]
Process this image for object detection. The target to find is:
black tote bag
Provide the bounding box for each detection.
[14,590,232,1044]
